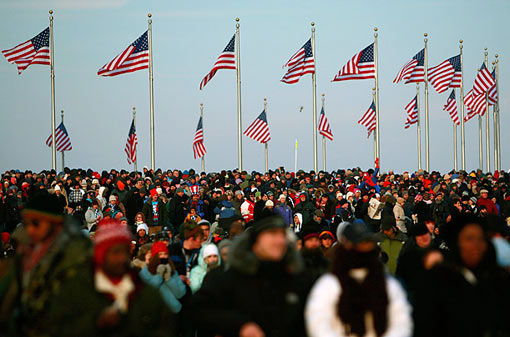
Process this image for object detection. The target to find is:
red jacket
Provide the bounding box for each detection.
[476,197,498,214]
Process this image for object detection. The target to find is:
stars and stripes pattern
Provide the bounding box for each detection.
[332,43,375,81]
[2,27,50,75]
[464,89,487,121]
[358,101,377,137]
[318,107,333,141]
[244,110,271,144]
[281,39,315,84]
[473,63,496,96]
[428,55,462,93]
[488,69,498,105]
[125,119,138,165]
[443,90,460,125]
[404,96,419,129]
[193,116,206,159]
[200,35,236,90]
[394,49,425,84]
[45,122,72,152]
[98,31,149,77]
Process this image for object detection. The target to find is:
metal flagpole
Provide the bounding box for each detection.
[200,103,205,172]
[49,10,56,170]
[492,61,498,171]
[235,18,243,171]
[321,93,326,171]
[374,28,381,166]
[133,107,137,172]
[424,33,430,171]
[311,22,318,172]
[61,110,65,171]
[264,98,268,173]
[484,49,490,172]
[460,40,466,170]
[454,120,458,171]
[416,84,422,170]
[148,13,155,170]
[478,114,483,170]
[372,87,377,162]
[495,55,501,170]
[296,107,302,172]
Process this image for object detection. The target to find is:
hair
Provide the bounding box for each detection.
[331,245,389,337]
[134,211,146,223]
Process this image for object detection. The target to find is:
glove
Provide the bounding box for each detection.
[156,264,171,281]
[148,255,160,275]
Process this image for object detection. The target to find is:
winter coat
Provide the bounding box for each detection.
[124,189,146,225]
[168,241,200,277]
[393,203,406,233]
[274,203,293,226]
[192,231,311,337]
[305,273,412,337]
[85,207,103,230]
[189,244,222,294]
[142,199,168,227]
[240,199,255,223]
[139,266,186,313]
[294,195,315,225]
[374,231,408,275]
[476,197,499,214]
[168,193,188,226]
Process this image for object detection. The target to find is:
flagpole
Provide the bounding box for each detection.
[49,10,56,171]
[495,55,501,170]
[372,87,377,162]
[484,49,491,172]
[235,18,243,171]
[133,107,137,172]
[321,93,326,171]
[492,61,498,171]
[148,13,155,170]
[453,120,458,171]
[61,110,64,171]
[200,103,205,172]
[460,40,466,170]
[311,22,318,172]
[374,27,380,166]
[424,33,430,171]
[264,98,268,173]
[416,84,422,170]
[296,107,302,173]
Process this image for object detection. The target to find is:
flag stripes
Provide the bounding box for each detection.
[394,49,425,84]
[125,119,138,164]
[404,96,418,129]
[46,123,72,152]
[358,101,377,137]
[200,35,236,90]
[2,27,50,74]
[98,31,149,77]
[193,117,206,159]
[443,90,460,125]
[428,55,461,93]
[281,39,315,84]
[332,43,375,81]
[244,110,271,144]
[473,63,496,96]
[318,107,333,141]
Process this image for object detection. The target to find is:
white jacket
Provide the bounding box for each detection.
[305,273,412,337]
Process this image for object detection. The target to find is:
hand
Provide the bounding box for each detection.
[423,250,443,270]
[97,306,120,328]
[148,255,160,275]
[375,157,380,168]
[240,322,265,337]
[180,275,190,286]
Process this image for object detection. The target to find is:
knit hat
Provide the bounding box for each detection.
[54,185,61,191]
[341,222,374,244]
[278,194,286,200]
[93,220,132,266]
[265,200,274,207]
[218,239,232,253]
[319,230,334,240]
[150,189,158,197]
[136,223,149,234]
[301,225,320,241]
[109,195,117,202]
[381,216,396,231]
[410,223,429,237]
[250,215,286,242]
[151,241,169,257]
[203,244,219,259]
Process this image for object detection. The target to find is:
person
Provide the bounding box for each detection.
[305,222,412,337]
[476,189,498,214]
[294,192,315,225]
[135,223,151,248]
[46,220,175,336]
[168,187,188,228]
[413,214,510,337]
[319,230,335,253]
[293,213,303,234]
[275,194,293,227]
[168,221,204,279]
[0,193,91,336]
[394,196,407,233]
[85,198,103,230]
[143,189,168,231]
[374,216,408,274]
[240,191,256,224]
[301,226,330,282]
[192,215,310,337]
[190,243,221,294]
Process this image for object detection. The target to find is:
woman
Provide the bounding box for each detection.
[84,199,102,230]
[305,222,412,337]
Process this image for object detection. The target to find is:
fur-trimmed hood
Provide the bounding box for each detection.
[227,230,304,276]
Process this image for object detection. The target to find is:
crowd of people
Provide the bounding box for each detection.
[1,160,510,337]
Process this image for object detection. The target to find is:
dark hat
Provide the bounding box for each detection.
[410,223,429,237]
[301,225,320,241]
[341,222,373,244]
[381,216,396,231]
[250,215,286,242]
[314,209,324,217]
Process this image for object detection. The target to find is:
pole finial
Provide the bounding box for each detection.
[493,61,496,65]
[148,13,152,18]
[49,10,53,14]
[495,54,499,58]
[235,17,239,22]
[311,22,315,26]
[264,97,267,102]
[132,106,136,110]
[374,27,378,31]
[322,93,325,97]
[459,39,463,44]
[424,33,428,37]
[200,102,203,107]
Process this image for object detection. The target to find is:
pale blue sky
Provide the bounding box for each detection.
[0,0,507,173]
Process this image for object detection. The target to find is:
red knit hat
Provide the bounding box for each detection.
[151,241,169,257]
[93,219,132,266]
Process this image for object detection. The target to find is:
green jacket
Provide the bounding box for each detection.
[374,231,408,275]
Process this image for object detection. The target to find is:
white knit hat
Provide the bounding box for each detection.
[265,200,274,207]
[203,244,219,259]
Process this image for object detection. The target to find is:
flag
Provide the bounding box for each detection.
[464,89,487,121]
[443,90,460,125]
[281,39,315,84]
[45,122,72,152]
[318,107,333,141]
[404,96,418,129]
[332,43,375,81]
[98,31,149,77]
[193,116,206,159]
[199,35,235,90]
[394,49,425,84]
[2,27,50,75]
[124,119,138,165]
[358,101,377,137]
[428,55,461,93]
[473,63,496,96]
[244,110,271,144]
[488,69,498,105]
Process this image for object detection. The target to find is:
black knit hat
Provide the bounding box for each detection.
[250,215,286,242]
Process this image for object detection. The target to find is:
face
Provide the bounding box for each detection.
[152,194,159,201]
[200,225,210,240]
[158,251,169,259]
[138,229,146,237]
[204,254,219,266]
[304,237,321,250]
[120,220,128,227]
[24,215,53,244]
[102,243,130,278]
[481,192,488,199]
[252,229,287,262]
[458,224,487,269]
[415,233,432,248]
[294,215,300,224]
[135,214,143,222]
[188,235,204,249]
[321,237,334,249]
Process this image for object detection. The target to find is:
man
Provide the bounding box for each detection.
[294,192,315,225]
[143,189,168,231]
[168,221,204,279]
[300,226,330,282]
[68,181,84,211]
[275,194,293,226]
[124,179,146,227]
[374,216,408,274]
[103,194,122,216]
[192,216,310,337]
[168,187,188,227]
[476,189,498,214]
[240,192,256,224]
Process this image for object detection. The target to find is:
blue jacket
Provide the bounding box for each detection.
[139,266,186,313]
[275,203,293,226]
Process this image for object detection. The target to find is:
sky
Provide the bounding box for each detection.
[0,0,508,174]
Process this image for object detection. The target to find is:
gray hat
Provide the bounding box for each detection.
[342,222,374,244]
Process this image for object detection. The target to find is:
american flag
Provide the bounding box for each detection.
[244,110,271,144]
[281,39,315,84]
[428,55,461,93]
[443,90,460,125]
[358,101,377,137]
[190,185,200,195]
[473,63,496,96]
[488,69,498,105]
[125,118,138,165]
[332,43,375,81]
[2,27,50,75]
[193,116,206,159]
[318,107,333,141]
[98,31,149,77]
[200,35,235,90]
[46,122,72,152]
[464,89,486,121]
[394,49,425,84]
[404,96,419,129]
